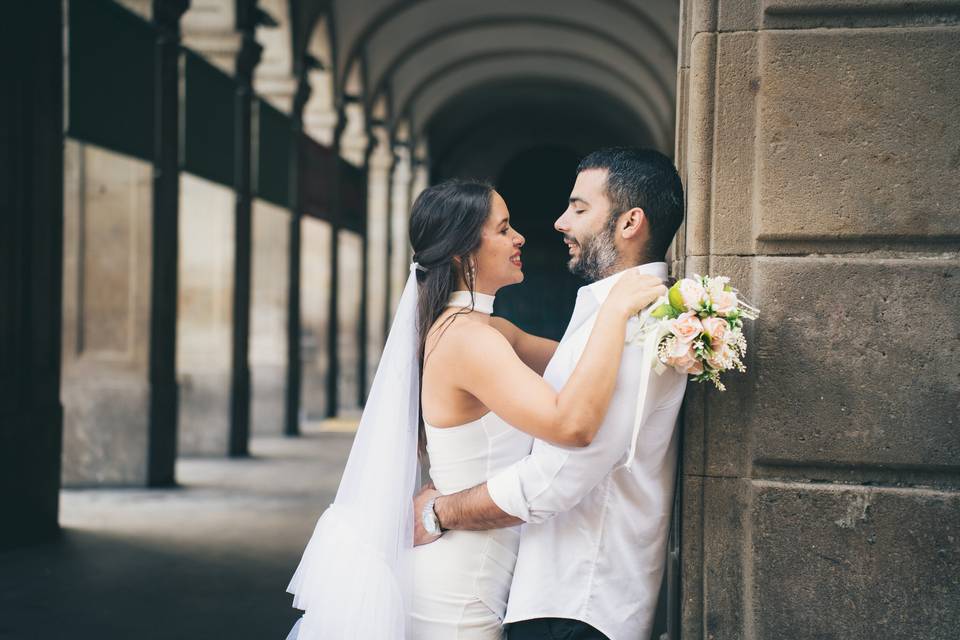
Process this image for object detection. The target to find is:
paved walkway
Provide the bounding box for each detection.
[0,425,355,640]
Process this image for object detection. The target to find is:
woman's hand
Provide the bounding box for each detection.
[413,485,442,546]
[604,271,667,319]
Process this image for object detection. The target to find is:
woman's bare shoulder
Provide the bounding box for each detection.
[425,313,510,360]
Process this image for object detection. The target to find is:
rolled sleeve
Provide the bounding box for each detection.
[487,446,570,524]
[486,464,527,521]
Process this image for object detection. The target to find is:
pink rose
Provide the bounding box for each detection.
[670,311,703,343]
[687,358,704,376]
[701,316,728,350]
[665,339,701,374]
[712,290,738,316]
[678,279,707,310]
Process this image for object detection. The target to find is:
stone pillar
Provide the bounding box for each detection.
[338,102,368,408]
[364,125,392,394]
[325,220,340,418]
[148,0,189,484]
[227,1,262,456]
[284,67,312,436]
[387,142,412,316]
[325,109,347,418]
[409,158,429,211]
[1,0,64,546]
[61,0,186,486]
[676,1,960,638]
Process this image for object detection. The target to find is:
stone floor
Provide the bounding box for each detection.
[0,424,356,640]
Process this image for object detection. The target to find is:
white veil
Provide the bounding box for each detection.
[286,263,424,639]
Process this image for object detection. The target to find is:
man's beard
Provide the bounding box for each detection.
[568,219,619,282]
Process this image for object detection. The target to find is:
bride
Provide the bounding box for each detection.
[285,180,665,639]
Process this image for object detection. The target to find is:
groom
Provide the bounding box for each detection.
[414,147,687,640]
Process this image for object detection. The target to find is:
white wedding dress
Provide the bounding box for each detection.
[411,412,532,639]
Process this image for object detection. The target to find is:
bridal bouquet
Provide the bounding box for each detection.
[628,274,760,391]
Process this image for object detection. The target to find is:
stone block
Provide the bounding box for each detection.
[762,0,960,30]
[750,480,960,639]
[680,476,752,640]
[690,27,960,255]
[689,0,960,33]
[684,32,717,257]
[754,28,960,247]
[683,476,960,639]
[709,32,761,256]
[684,255,960,478]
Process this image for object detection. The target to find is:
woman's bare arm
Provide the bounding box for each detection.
[489,317,559,376]
[445,273,664,447]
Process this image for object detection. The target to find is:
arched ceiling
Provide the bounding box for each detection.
[297,0,679,153]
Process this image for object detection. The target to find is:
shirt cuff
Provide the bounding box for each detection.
[486,464,531,522]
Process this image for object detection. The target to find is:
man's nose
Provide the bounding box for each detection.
[554,213,568,232]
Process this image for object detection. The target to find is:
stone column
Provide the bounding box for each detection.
[338,100,367,409]
[227,1,262,456]
[283,67,312,436]
[325,110,346,418]
[248,2,295,435]
[676,1,960,638]
[61,0,186,486]
[1,0,64,546]
[364,125,392,394]
[387,142,412,316]
[148,0,189,484]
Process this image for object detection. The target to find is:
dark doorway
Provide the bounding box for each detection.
[493,145,585,340]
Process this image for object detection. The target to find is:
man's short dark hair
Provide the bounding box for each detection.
[577,147,684,260]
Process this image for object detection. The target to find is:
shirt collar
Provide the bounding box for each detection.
[580,261,669,306]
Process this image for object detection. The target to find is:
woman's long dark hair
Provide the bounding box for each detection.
[409,179,494,455]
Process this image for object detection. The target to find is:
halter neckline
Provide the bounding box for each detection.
[447,290,495,315]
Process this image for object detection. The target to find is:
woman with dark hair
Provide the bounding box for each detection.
[285,180,665,640]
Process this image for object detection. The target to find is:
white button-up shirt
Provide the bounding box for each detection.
[487,262,687,640]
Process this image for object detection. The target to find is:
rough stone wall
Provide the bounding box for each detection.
[674,1,960,637]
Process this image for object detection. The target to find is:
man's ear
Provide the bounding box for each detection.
[619,207,646,240]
